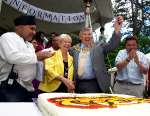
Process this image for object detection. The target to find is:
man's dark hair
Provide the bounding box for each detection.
[125,36,138,45]
[34,31,45,42]
[50,32,59,39]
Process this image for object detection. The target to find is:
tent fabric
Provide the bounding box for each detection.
[0,0,113,34]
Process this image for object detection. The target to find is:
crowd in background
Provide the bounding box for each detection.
[0,15,149,102]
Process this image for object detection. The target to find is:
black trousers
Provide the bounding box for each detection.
[75,78,102,93]
[0,80,34,102]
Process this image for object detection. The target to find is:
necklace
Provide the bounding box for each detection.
[73,43,95,53]
[63,61,73,78]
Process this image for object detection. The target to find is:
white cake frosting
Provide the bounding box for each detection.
[37,93,150,116]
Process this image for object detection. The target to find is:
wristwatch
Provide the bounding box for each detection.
[126,57,130,62]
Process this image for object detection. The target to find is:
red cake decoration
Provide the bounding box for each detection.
[47,95,150,109]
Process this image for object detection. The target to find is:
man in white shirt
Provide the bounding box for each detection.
[144,53,150,96]
[146,53,150,64]
[0,15,53,102]
[114,36,149,97]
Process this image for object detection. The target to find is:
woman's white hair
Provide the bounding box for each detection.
[59,34,72,40]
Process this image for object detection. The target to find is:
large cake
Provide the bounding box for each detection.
[38,93,150,116]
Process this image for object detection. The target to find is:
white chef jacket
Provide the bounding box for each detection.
[14,64,36,91]
[0,32,37,83]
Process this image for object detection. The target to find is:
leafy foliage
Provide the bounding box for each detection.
[113,0,150,36]
[137,34,150,53]
[104,0,150,69]
[69,33,80,46]
[104,40,125,69]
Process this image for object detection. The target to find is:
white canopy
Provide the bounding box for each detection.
[0,0,113,34]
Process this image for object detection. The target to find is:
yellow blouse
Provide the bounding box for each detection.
[39,50,74,92]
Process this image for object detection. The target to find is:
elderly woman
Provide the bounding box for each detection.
[39,34,75,93]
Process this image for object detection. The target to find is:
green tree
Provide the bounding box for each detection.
[113,0,150,36]
[104,40,125,69]
[137,34,150,53]
[107,0,150,69]
[69,33,80,46]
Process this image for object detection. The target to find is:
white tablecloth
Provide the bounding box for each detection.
[0,102,42,116]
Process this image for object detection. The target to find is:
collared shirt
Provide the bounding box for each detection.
[78,44,95,80]
[115,49,148,84]
[146,53,150,64]
[0,32,37,82]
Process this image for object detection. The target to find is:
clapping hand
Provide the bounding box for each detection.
[134,53,140,65]
[128,49,139,64]
[128,49,136,60]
